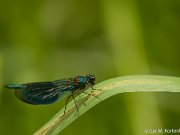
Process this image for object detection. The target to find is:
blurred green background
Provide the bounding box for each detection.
[0,0,180,135]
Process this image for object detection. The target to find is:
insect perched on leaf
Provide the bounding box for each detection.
[5,74,102,116]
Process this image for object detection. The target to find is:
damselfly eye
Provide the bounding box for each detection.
[87,74,95,85]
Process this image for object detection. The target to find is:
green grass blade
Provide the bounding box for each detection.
[34,75,180,135]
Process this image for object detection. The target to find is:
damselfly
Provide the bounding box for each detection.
[5,74,101,116]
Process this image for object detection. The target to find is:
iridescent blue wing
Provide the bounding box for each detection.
[13,82,60,104]
[5,79,74,105]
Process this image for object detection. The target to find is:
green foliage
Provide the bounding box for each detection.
[0,0,180,135]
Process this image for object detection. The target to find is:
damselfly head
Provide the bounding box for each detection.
[86,74,95,85]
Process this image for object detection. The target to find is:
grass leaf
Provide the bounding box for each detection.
[34,75,180,135]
